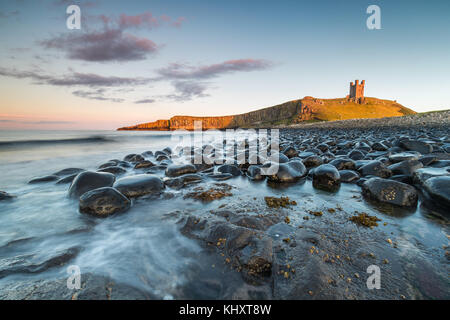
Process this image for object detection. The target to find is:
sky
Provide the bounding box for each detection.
[0,0,449,130]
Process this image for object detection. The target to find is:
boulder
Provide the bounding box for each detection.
[246,165,264,181]
[267,160,306,183]
[217,164,242,177]
[79,187,131,218]
[388,160,423,176]
[422,176,450,211]
[123,154,145,163]
[358,160,392,178]
[361,178,418,207]
[113,174,164,198]
[68,171,116,199]
[400,140,433,154]
[0,191,14,201]
[28,175,59,184]
[339,170,360,183]
[166,164,197,177]
[53,168,84,177]
[312,164,340,191]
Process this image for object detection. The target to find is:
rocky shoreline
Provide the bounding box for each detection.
[1,118,449,300]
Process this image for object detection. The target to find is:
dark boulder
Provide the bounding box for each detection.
[282,146,298,158]
[0,191,14,201]
[123,154,145,163]
[165,164,197,177]
[302,155,323,168]
[53,168,84,177]
[79,187,131,218]
[134,161,155,169]
[422,176,450,211]
[413,167,450,185]
[389,152,420,163]
[247,165,264,181]
[113,174,164,198]
[358,160,392,178]
[164,174,202,189]
[97,166,127,175]
[56,174,78,185]
[312,164,340,191]
[400,140,433,154]
[348,149,365,161]
[68,171,116,199]
[339,170,360,183]
[28,175,59,184]
[217,164,242,177]
[361,178,418,207]
[329,158,356,170]
[388,160,423,176]
[267,160,307,183]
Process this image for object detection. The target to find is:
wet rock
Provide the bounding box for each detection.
[372,142,388,151]
[267,161,307,183]
[156,154,170,162]
[68,171,116,199]
[184,184,232,202]
[329,158,356,170]
[134,160,155,169]
[141,150,153,157]
[422,176,450,211]
[0,191,14,201]
[388,160,423,176]
[312,164,340,191]
[56,174,78,184]
[419,155,437,166]
[389,152,420,163]
[358,160,392,178]
[113,174,164,198]
[401,140,433,154]
[246,165,264,181]
[361,177,418,207]
[164,174,202,189]
[217,164,242,176]
[28,175,59,184]
[348,149,365,161]
[166,164,197,177]
[339,170,360,183]
[123,154,145,163]
[282,146,298,158]
[163,147,172,155]
[302,155,323,168]
[297,151,316,159]
[98,166,127,175]
[277,153,290,164]
[79,187,131,218]
[207,173,234,181]
[413,167,450,185]
[429,160,450,168]
[53,168,84,176]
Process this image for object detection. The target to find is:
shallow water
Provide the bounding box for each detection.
[0,130,449,299]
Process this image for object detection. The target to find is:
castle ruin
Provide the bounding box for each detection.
[348,80,365,103]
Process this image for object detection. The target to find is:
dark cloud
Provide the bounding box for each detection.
[157,59,273,80]
[134,99,156,104]
[0,67,154,87]
[72,89,124,103]
[40,29,158,62]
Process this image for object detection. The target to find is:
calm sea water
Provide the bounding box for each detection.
[0,130,448,299]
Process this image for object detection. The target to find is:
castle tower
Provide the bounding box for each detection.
[349,80,365,103]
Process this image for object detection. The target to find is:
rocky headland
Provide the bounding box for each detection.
[118,96,416,131]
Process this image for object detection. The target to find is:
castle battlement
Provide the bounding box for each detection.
[348,79,365,103]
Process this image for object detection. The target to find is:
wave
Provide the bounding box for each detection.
[0,136,114,148]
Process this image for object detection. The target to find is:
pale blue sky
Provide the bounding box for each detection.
[0,0,449,129]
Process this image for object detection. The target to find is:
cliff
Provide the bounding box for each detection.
[117,96,416,131]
